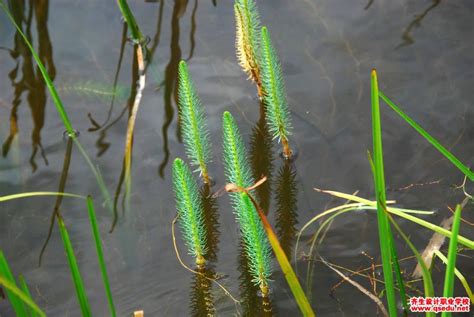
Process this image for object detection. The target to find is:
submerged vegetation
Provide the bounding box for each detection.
[0,0,472,316]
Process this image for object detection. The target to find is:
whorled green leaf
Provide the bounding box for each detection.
[177,61,212,183]
[234,0,261,83]
[260,26,292,144]
[172,158,208,264]
[222,111,271,287]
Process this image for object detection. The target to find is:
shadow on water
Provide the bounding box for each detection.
[158,0,198,178]
[200,184,220,262]
[237,243,273,317]
[396,0,441,49]
[189,265,216,316]
[249,102,274,216]
[274,160,298,258]
[158,0,188,178]
[38,136,73,266]
[3,0,55,172]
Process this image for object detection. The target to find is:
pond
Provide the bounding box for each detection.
[0,0,473,316]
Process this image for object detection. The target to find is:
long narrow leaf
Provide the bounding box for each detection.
[0,192,84,203]
[19,274,40,317]
[0,274,45,317]
[86,197,116,317]
[0,251,27,316]
[434,250,474,302]
[57,216,92,316]
[441,204,462,317]
[313,190,474,249]
[371,69,397,316]
[379,91,473,181]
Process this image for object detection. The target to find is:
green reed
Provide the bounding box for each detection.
[260,26,293,158]
[222,111,272,295]
[178,61,212,184]
[441,204,462,317]
[370,69,398,316]
[0,252,45,317]
[173,158,208,266]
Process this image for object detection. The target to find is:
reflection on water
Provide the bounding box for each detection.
[397,0,441,49]
[38,136,73,265]
[3,0,55,172]
[275,160,298,257]
[158,0,196,178]
[250,103,274,215]
[189,265,216,317]
[237,243,273,317]
[200,184,220,262]
[1,0,473,315]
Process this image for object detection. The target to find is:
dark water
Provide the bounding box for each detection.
[0,0,473,316]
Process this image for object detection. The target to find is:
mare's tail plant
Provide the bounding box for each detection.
[222,111,272,296]
[234,0,263,96]
[178,61,212,184]
[172,158,208,266]
[260,27,293,158]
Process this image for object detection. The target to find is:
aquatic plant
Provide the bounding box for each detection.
[57,81,130,103]
[222,111,271,293]
[260,26,293,158]
[178,61,212,184]
[0,251,46,317]
[234,0,263,95]
[172,158,208,266]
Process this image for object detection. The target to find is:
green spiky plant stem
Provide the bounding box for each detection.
[222,111,272,296]
[260,27,293,159]
[177,61,212,184]
[173,158,208,266]
[370,70,398,317]
[234,0,263,96]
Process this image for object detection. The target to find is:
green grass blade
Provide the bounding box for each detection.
[371,69,397,317]
[312,189,474,249]
[390,240,409,313]
[86,197,116,317]
[434,250,474,302]
[253,198,315,317]
[57,216,92,317]
[0,251,28,316]
[0,273,45,317]
[0,192,85,203]
[379,91,473,181]
[172,158,208,265]
[18,274,39,317]
[385,212,435,317]
[441,204,462,317]
[116,0,144,44]
[177,61,212,183]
